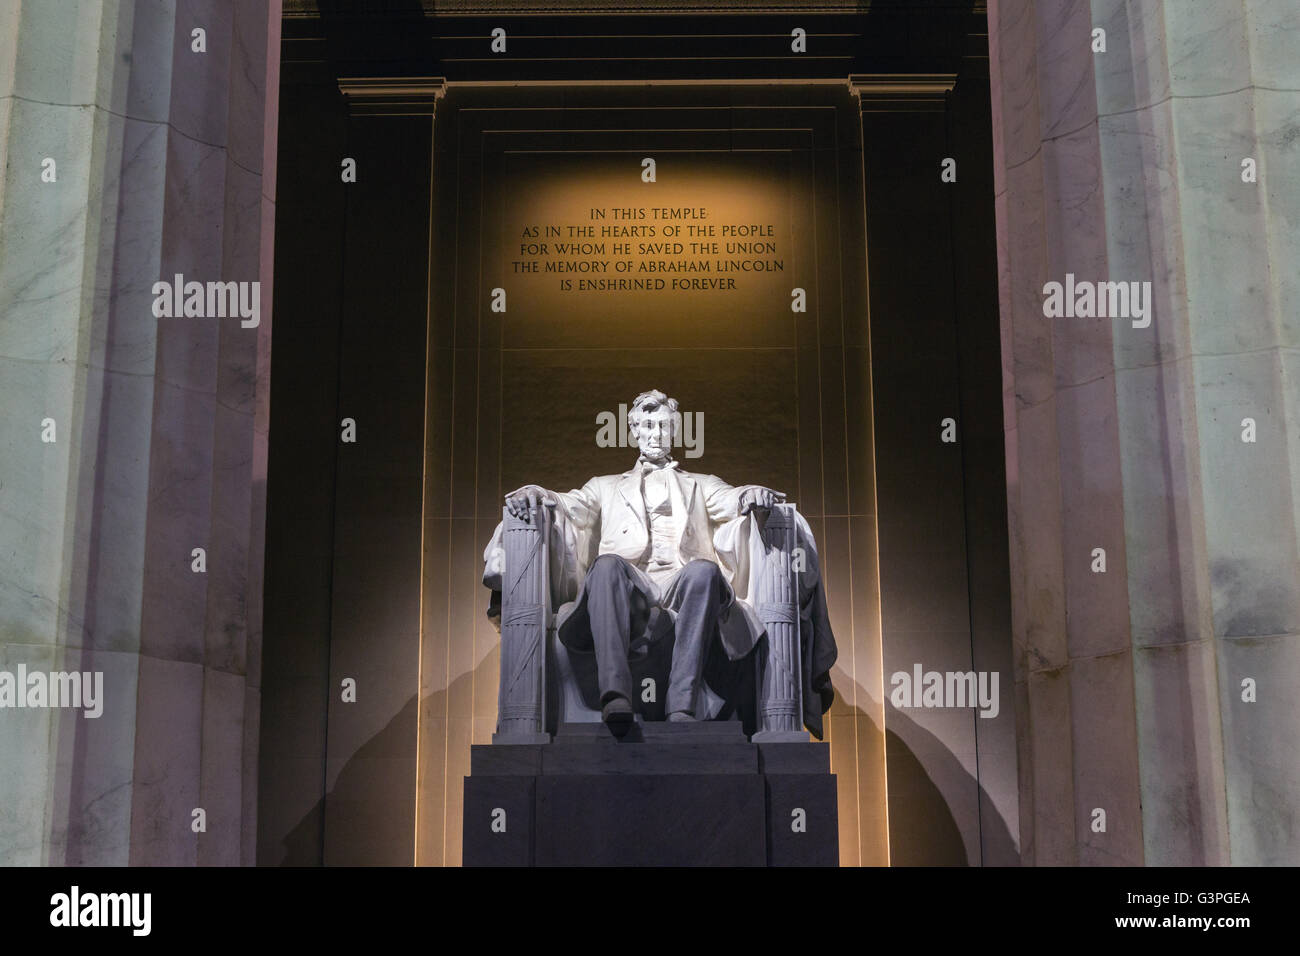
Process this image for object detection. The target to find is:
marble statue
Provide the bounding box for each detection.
[483,389,837,738]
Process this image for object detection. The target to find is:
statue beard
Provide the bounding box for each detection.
[639,443,672,463]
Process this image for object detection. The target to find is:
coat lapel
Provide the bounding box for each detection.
[617,469,645,527]
[670,468,697,523]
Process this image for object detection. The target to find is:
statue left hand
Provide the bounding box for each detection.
[739,485,786,515]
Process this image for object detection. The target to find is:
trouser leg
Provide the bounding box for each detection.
[582,554,638,705]
[667,560,725,714]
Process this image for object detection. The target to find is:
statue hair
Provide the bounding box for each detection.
[628,389,680,429]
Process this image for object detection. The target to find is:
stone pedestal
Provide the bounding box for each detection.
[463,721,838,867]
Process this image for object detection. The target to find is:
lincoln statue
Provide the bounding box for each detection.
[483,389,837,736]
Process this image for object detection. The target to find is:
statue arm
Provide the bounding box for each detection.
[485,478,601,590]
[702,475,745,522]
[702,475,786,522]
[503,478,601,528]
[552,478,602,530]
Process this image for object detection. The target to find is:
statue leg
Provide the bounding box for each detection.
[666,559,725,716]
[582,554,640,706]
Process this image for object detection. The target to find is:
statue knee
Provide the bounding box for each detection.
[588,553,628,582]
[681,559,722,588]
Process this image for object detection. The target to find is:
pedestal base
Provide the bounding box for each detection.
[491,731,552,745]
[752,729,811,743]
[463,721,838,866]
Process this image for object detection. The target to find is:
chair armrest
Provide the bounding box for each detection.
[753,502,807,740]
[494,504,555,743]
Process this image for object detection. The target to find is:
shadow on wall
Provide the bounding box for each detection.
[826,667,1017,867]
[883,698,1017,866]
[882,717,970,865]
[277,647,1017,866]
[278,687,418,866]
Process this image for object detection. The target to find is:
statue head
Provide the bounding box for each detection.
[628,389,679,464]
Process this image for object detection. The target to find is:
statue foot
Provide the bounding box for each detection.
[601,695,634,732]
[667,711,696,722]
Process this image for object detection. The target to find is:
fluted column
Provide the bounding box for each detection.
[0,0,281,865]
[990,0,1300,865]
[754,504,806,741]
[494,507,551,743]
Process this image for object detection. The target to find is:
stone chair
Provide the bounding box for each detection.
[491,502,810,742]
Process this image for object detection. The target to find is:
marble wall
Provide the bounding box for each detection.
[0,0,280,864]
[259,66,1018,866]
[260,6,1017,868]
[989,0,1300,864]
[860,70,1020,866]
[416,84,890,868]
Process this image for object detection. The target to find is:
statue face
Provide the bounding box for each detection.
[634,405,676,463]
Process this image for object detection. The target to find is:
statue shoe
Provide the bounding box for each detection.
[601,695,634,728]
[667,711,696,722]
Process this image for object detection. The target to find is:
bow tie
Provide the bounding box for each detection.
[637,456,678,473]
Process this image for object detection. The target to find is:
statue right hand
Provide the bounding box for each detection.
[505,485,553,521]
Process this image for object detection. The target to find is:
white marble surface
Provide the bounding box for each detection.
[1053,373,1131,661]
[167,0,233,148]
[1068,651,1143,866]
[1132,638,1229,866]
[993,0,1300,864]
[1034,0,1098,141]
[0,0,280,865]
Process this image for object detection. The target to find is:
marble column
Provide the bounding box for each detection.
[990,0,1300,864]
[0,0,280,865]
